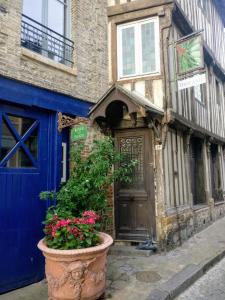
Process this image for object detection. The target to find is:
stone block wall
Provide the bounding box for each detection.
[0,0,108,103]
[159,209,194,249]
[158,203,225,249]
[194,207,211,232]
[214,203,225,220]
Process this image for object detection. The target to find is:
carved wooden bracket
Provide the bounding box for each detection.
[206,137,214,155]
[129,112,137,127]
[147,116,162,143]
[58,112,87,132]
[184,129,193,152]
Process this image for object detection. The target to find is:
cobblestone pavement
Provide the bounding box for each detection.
[177,257,225,300]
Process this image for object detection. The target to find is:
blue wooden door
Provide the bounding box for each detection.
[0,104,52,293]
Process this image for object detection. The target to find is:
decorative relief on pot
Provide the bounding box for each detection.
[47,259,95,300]
[88,266,106,285]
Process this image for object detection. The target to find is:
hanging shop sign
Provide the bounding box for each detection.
[71,124,88,141]
[176,33,204,75]
[178,73,206,90]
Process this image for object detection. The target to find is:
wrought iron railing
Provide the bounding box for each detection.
[21,14,74,67]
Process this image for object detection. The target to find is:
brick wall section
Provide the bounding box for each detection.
[0,0,108,103]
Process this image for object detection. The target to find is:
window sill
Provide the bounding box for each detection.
[193,204,209,211]
[117,72,161,82]
[214,201,225,206]
[21,48,77,76]
[166,205,191,216]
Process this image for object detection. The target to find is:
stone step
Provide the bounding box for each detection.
[109,245,154,257]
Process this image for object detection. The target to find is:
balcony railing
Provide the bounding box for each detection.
[21,14,74,67]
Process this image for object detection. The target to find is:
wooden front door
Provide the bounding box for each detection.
[115,129,155,241]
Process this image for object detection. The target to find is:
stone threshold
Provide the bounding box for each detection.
[109,244,154,257]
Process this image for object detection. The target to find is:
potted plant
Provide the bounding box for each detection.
[38,137,136,300]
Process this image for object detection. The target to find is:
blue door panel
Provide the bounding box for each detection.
[0,103,53,293]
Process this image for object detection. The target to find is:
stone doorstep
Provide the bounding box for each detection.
[146,249,225,300]
[109,245,153,257]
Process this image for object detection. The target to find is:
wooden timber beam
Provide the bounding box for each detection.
[171,111,225,145]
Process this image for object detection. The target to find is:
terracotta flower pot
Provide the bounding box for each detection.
[38,232,113,300]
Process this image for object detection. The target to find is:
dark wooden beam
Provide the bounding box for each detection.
[172,112,225,145]
[172,2,193,35]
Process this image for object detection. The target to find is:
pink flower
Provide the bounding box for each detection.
[51,229,57,237]
[85,218,95,225]
[58,219,70,226]
[82,210,99,221]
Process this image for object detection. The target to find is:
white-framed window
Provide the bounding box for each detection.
[117,17,160,79]
[23,0,71,38]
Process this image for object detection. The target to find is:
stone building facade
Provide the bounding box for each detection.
[0,0,108,102]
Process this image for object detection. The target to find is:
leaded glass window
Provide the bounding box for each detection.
[117,17,160,79]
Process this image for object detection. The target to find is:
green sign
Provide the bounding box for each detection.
[176,34,204,74]
[71,124,88,141]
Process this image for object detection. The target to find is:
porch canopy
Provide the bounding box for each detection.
[89,84,164,128]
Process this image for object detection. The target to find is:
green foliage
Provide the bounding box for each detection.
[40,191,56,201]
[41,136,136,228]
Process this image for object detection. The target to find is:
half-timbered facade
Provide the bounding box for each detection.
[90,0,225,248]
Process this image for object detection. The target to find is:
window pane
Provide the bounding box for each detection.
[24,127,38,160]
[8,115,34,137]
[0,120,16,163]
[6,148,33,168]
[23,0,42,23]
[48,0,65,35]
[122,27,135,76]
[194,85,202,102]
[119,136,144,189]
[141,22,156,73]
[0,115,38,168]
